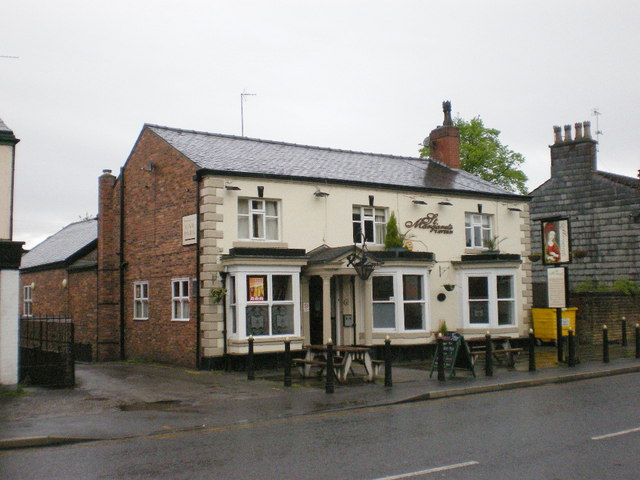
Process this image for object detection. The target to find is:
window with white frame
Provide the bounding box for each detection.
[23,285,33,317]
[238,198,280,241]
[226,267,301,338]
[465,213,492,249]
[172,278,190,321]
[372,270,428,331]
[353,206,387,244]
[134,281,149,320]
[462,270,517,327]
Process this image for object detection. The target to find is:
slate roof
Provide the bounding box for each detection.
[20,219,98,270]
[596,171,640,191]
[146,125,522,198]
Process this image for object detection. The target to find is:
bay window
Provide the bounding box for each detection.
[226,266,301,338]
[462,269,517,327]
[372,269,428,331]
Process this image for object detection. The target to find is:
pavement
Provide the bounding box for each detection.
[2,345,640,450]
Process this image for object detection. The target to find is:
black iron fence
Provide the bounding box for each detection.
[19,316,75,387]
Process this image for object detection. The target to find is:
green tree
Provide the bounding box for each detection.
[420,116,528,194]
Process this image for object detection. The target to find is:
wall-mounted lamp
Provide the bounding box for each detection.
[346,233,383,280]
[314,188,330,198]
[508,207,522,212]
[443,284,456,292]
[29,282,36,290]
[62,278,68,289]
[140,162,155,172]
[438,201,453,206]
[412,200,428,205]
[224,182,241,191]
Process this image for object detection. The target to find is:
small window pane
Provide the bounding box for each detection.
[173,281,180,297]
[404,303,423,330]
[238,216,249,238]
[498,301,514,325]
[271,305,294,335]
[247,276,268,302]
[353,222,362,243]
[238,199,249,214]
[364,219,374,242]
[252,213,263,238]
[266,201,277,216]
[373,303,395,329]
[474,226,482,247]
[266,217,278,240]
[403,275,422,300]
[375,222,385,244]
[469,301,489,324]
[497,276,513,299]
[251,200,262,210]
[373,276,394,301]
[246,305,269,336]
[468,277,488,299]
[272,275,292,301]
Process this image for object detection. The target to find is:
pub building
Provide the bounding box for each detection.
[92,102,532,369]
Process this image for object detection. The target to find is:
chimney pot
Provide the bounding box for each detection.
[574,122,583,140]
[583,121,592,140]
[102,169,113,176]
[553,126,562,144]
[564,125,573,142]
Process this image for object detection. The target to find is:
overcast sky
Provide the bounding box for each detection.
[3,1,639,249]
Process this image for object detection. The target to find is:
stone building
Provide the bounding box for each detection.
[529,121,640,299]
[90,102,532,369]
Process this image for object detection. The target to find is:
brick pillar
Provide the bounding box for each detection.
[424,101,460,169]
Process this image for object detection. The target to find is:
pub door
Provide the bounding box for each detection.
[308,276,337,345]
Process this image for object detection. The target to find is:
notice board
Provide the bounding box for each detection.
[430,332,476,379]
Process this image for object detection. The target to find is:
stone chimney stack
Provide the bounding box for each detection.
[424,100,461,169]
[550,121,598,178]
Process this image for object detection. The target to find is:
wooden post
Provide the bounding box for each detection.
[528,328,536,372]
[384,336,392,388]
[283,338,291,387]
[325,339,335,394]
[247,336,255,380]
[485,332,493,377]
[436,333,445,381]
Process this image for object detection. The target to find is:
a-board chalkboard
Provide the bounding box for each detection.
[429,332,476,378]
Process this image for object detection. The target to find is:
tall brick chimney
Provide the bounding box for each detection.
[424,100,460,169]
[550,121,597,178]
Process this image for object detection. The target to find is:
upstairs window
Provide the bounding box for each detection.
[133,281,149,320]
[465,213,492,249]
[23,285,33,317]
[238,199,279,241]
[172,278,190,321]
[353,206,386,244]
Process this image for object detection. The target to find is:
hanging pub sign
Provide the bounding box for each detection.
[541,218,571,265]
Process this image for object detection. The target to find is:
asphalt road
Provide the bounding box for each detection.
[2,373,639,480]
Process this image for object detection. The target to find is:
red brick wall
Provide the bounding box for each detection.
[571,293,640,344]
[20,269,68,317]
[100,128,199,368]
[68,268,98,357]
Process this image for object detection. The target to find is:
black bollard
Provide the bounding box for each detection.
[621,317,628,347]
[384,336,392,388]
[325,339,335,394]
[485,332,493,377]
[528,328,536,372]
[567,329,576,367]
[247,336,255,380]
[636,324,640,359]
[437,334,445,381]
[283,338,292,387]
[603,325,609,363]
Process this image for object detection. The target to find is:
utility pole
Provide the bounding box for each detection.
[240,91,256,137]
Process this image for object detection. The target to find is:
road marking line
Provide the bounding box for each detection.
[592,427,640,441]
[370,461,479,480]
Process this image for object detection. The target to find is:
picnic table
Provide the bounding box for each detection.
[293,344,379,382]
[465,336,523,367]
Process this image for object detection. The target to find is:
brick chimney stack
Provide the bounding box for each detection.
[424,100,460,169]
[550,121,597,178]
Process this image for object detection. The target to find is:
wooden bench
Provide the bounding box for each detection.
[469,347,524,367]
[291,358,344,380]
[371,359,385,377]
